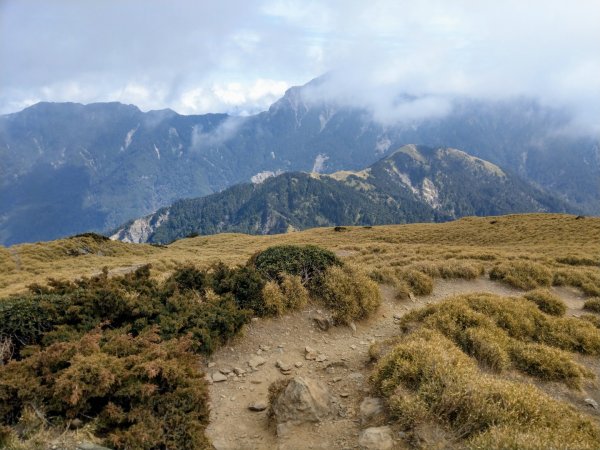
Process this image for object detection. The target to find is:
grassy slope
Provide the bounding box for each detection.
[1,214,599,297]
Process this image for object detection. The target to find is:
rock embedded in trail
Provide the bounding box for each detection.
[212,372,228,382]
[359,397,385,426]
[270,377,333,430]
[305,346,318,360]
[248,355,266,370]
[248,401,268,412]
[358,426,394,450]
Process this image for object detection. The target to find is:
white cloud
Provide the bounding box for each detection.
[1,0,599,132]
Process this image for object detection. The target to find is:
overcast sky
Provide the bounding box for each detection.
[1,0,599,130]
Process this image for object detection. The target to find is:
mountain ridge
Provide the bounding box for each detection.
[110,145,574,244]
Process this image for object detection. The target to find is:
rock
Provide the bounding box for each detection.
[219,368,232,375]
[77,442,112,450]
[248,355,266,370]
[340,392,349,398]
[305,346,318,360]
[312,314,332,331]
[349,322,357,333]
[208,362,216,368]
[248,401,268,412]
[360,397,385,425]
[294,361,303,368]
[393,313,402,320]
[260,345,271,351]
[332,377,342,383]
[233,367,246,376]
[315,353,328,362]
[350,344,357,350]
[212,372,228,382]
[358,426,394,450]
[271,377,333,428]
[585,398,599,409]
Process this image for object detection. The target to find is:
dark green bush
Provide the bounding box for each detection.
[251,245,341,290]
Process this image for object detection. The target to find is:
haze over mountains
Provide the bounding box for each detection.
[1,77,598,245]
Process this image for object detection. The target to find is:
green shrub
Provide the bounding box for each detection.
[523,288,566,316]
[581,314,600,328]
[584,297,600,313]
[251,245,341,290]
[0,330,211,450]
[320,264,381,324]
[167,265,207,293]
[489,261,553,290]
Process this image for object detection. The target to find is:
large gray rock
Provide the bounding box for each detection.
[271,377,333,426]
[359,426,394,450]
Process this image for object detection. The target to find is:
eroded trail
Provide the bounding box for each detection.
[204,278,586,450]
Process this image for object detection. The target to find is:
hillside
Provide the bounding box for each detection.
[1,78,599,245]
[1,214,600,450]
[111,145,573,244]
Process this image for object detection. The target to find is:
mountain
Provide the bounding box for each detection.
[1,78,598,245]
[111,145,572,243]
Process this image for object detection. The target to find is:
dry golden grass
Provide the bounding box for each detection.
[1,214,599,300]
[371,294,600,449]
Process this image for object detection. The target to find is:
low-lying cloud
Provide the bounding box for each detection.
[1,0,599,133]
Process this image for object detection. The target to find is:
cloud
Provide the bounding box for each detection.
[1,0,599,133]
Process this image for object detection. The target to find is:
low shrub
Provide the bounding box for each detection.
[261,281,285,316]
[489,261,553,290]
[553,268,600,297]
[509,342,592,388]
[581,314,600,329]
[396,269,433,296]
[251,245,341,290]
[279,274,309,310]
[0,330,211,450]
[371,330,600,448]
[584,297,600,313]
[523,288,566,316]
[321,264,381,324]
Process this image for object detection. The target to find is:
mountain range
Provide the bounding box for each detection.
[110,145,572,244]
[1,77,598,245]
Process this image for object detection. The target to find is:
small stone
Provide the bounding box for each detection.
[295,361,304,368]
[313,314,332,331]
[212,372,228,382]
[393,313,402,320]
[333,377,343,383]
[233,367,246,376]
[208,362,216,368]
[585,398,599,409]
[220,368,232,375]
[305,346,318,360]
[340,392,349,398]
[359,426,394,450]
[350,344,357,350]
[248,355,267,370]
[248,402,268,412]
[260,345,271,351]
[251,379,263,384]
[251,317,259,322]
[315,354,328,362]
[349,322,357,332]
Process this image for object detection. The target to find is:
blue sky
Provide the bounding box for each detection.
[1,0,599,131]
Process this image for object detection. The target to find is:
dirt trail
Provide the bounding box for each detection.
[204,278,586,450]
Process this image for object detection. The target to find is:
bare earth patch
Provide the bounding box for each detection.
[204,278,529,450]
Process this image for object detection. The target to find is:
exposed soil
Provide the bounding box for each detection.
[204,278,537,450]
